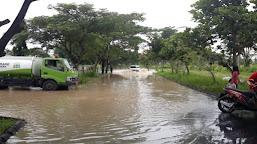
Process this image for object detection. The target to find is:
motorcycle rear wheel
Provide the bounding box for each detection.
[218,97,235,113]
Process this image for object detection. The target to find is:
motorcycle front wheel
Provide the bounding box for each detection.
[218,97,235,113]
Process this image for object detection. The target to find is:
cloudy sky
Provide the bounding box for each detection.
[0,0,198,35]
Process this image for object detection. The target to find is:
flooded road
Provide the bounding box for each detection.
[0,69,256,143]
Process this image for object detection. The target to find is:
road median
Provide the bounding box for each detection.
[0,117,26,143]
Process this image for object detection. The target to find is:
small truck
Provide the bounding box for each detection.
[0,56,78,90]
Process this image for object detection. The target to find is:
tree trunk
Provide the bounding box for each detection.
[244,59,251,67]
[0,0,37,57]
[170,62,174,74]
[161,60,164,72]
[237,55,240,68]
[232,47,238,66]
[207,66,216,82]
[185,63,190,75]
[0,19,10,27]
[183,65,185,75]
[105,59,109,74]
[93,57,100,73]
[210,70,216,83]
[242,53,251,67]
[101,60,105,74]
[175,62,179,73]
[242,48,252,67]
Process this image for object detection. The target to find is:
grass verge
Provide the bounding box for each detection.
[79,71,105,84]
[0,118,17,135]
[156,70,249,95]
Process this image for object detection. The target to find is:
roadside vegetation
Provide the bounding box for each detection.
[156,68,250,95]
[5,3,148,74]
[137,1,257,95]
[0,117,17,135]
[2,1,257,78]
[0,0,255,95]
[79,71,104,84]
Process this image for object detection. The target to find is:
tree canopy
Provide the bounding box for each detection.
[27,3,149,72]
[190,0,257,66]
[5,0,257,75]
[0,0,37,57]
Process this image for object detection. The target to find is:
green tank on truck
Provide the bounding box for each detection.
[0,56,78,90]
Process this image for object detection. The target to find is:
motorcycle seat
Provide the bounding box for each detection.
[226,88,256,97]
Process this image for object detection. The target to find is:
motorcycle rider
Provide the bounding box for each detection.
[247,72,257,106]
[247,72,257,91]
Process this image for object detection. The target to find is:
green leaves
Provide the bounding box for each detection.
[28,3,147,66]
[190,0,257,66]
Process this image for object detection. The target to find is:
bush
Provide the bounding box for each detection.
[83,71,97,77]
[79,71,99,84]
[239,66,257,73]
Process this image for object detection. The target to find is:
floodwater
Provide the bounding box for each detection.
[0,69,256,143]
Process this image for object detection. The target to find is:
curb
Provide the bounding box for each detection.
[0,117,27,144]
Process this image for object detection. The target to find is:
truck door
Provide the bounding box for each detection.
[41,59,66,84]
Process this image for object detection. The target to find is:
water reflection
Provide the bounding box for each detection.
[0,69,229,143]
[217,112,257,144]
[177,111,257,144]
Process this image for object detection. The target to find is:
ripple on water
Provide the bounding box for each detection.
[3,70,219,143]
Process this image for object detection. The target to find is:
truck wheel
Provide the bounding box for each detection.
[42,80,58,91]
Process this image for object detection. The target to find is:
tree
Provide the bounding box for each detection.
[0,0,37,57]
[161,26,177,39]
[29,3,147,73]
[0,19,10,28]
[190,0,257,67]
[241,46,257,67]
[29,3,105,66]
[139,51,151,70]
[162,28,197,74]
[27,48,49,57]
[91,9,147,73]
[158,27,177,72]
[11,21,29,56]
[146,27,178,72]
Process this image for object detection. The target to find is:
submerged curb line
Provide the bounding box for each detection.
[0,117,27,144]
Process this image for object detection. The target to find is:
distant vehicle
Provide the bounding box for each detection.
[129,65,140,72]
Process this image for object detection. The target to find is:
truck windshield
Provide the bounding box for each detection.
[62,59,72,71]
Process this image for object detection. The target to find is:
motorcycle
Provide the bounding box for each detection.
[217,85,257,113]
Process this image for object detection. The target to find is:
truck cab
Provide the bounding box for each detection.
[40,58,78,90]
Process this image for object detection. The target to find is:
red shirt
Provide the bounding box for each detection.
[249,72,257,91]
[232,71,239,84]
